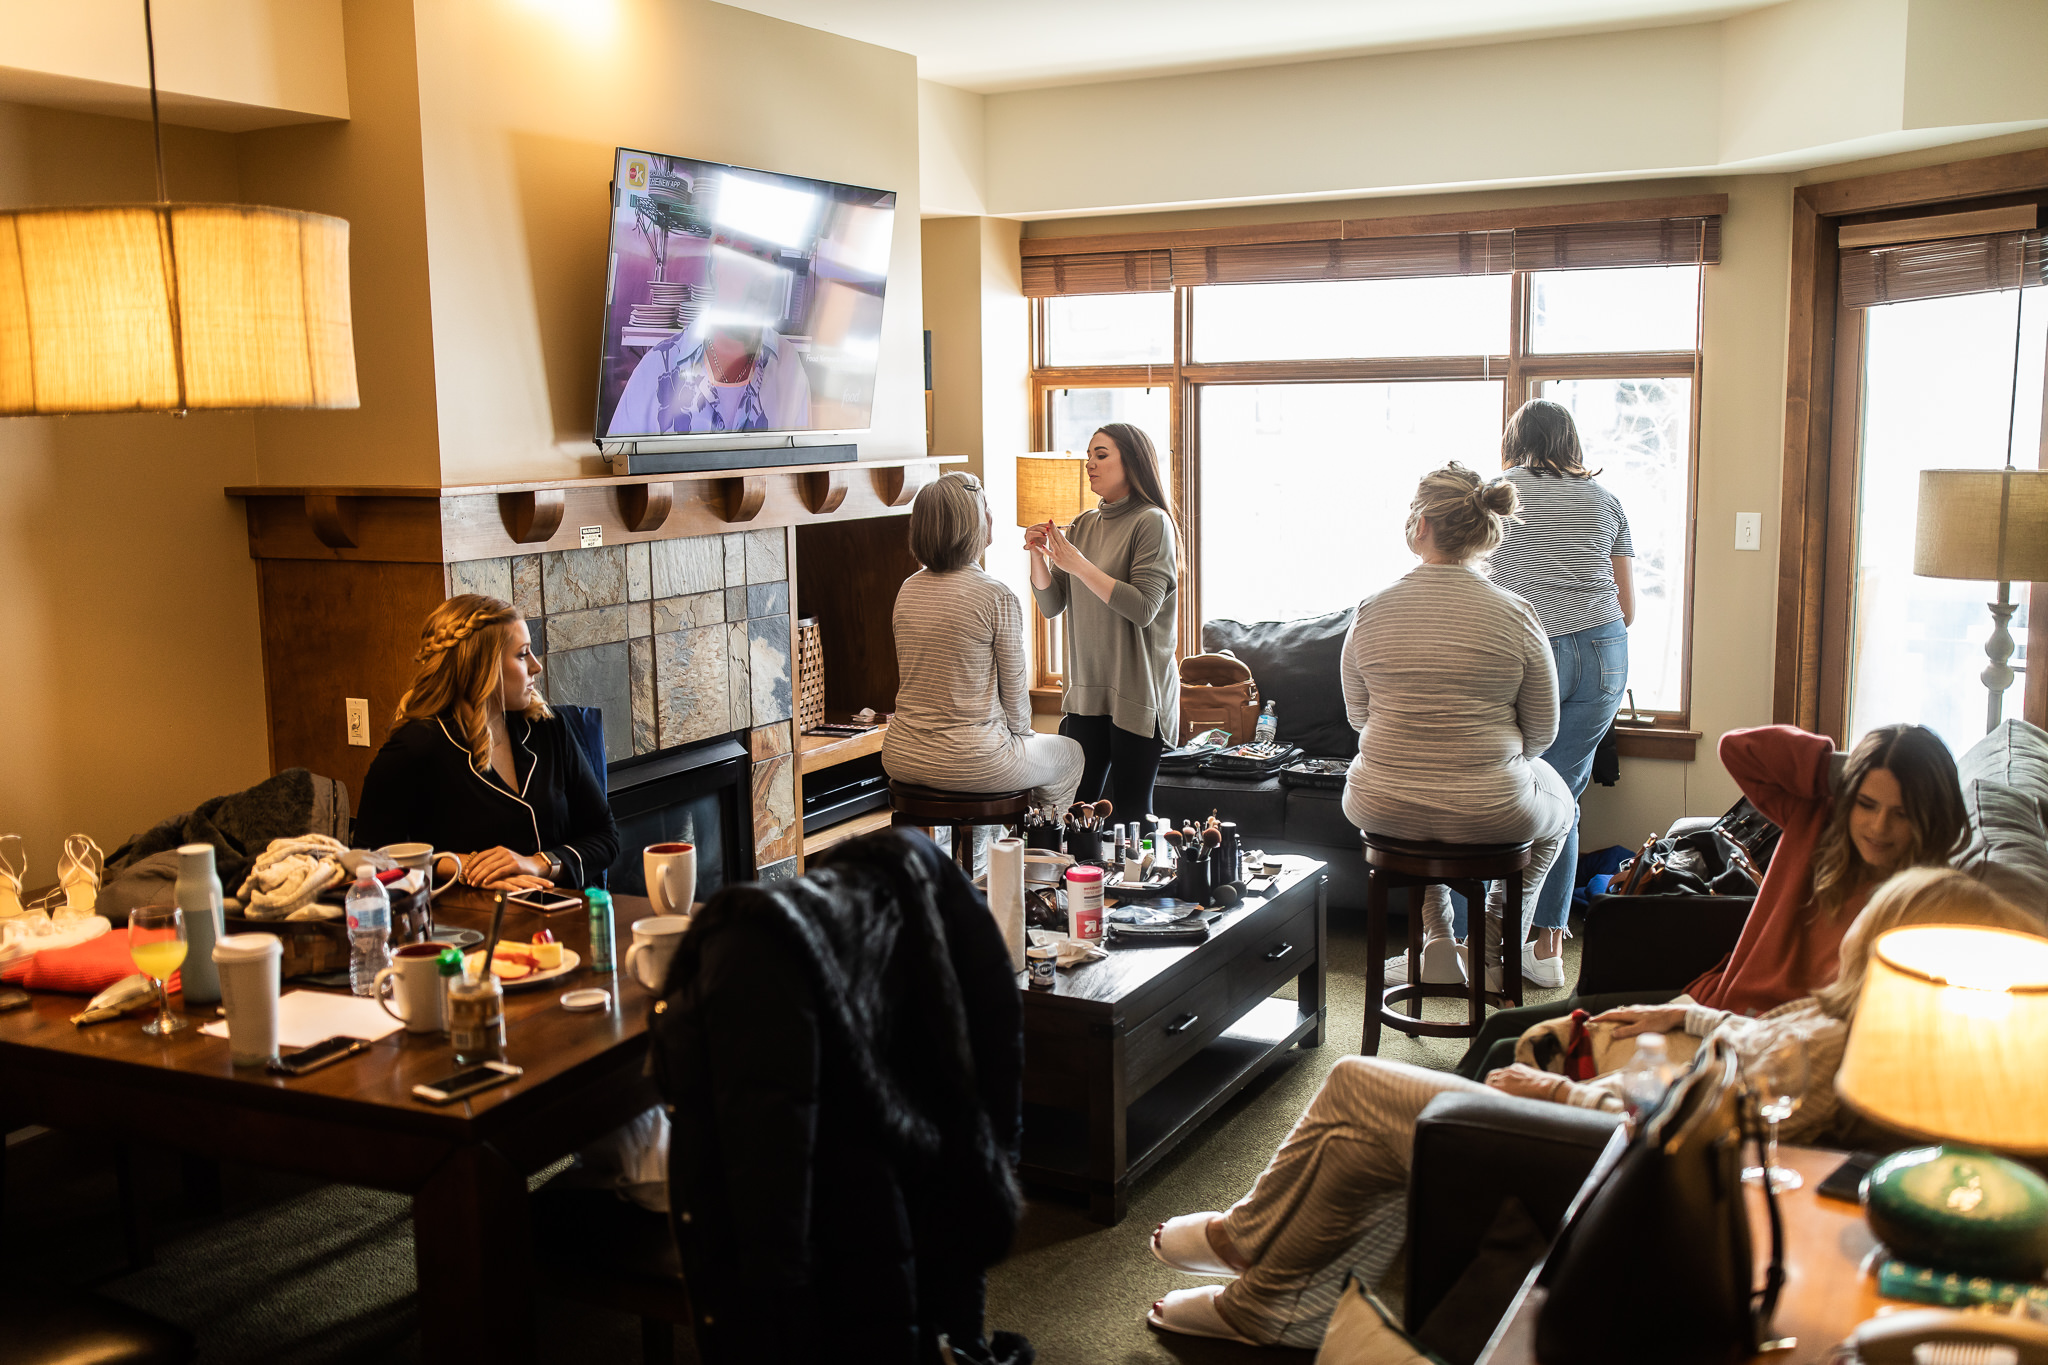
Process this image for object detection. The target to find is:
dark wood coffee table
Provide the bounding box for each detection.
[1020,856,1327,1223]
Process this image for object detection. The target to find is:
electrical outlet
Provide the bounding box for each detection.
[1735,512,1762,551]
[346,697,371,747]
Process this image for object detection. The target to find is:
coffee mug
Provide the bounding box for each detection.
[377,843,461,896]
[624,915,691,992]
[375,940,455,1033]
[644,842,696,918]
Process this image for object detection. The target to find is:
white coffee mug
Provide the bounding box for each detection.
[624,915,692,992]
[644,842,696,918]
[375,940,455,1033]
[213,932,282,1066]
[377,843,461,896]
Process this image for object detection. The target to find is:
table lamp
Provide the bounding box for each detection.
[1836,923,2048,1278]
[1015,452,1094,529]
[1913,468,2048,733]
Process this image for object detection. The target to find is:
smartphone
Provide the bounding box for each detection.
[507,889,582,915]
[266,1035,373,1077]
[1817,1149,1884,1204]
[0,984,30,1012]
[412,1061,524,1105]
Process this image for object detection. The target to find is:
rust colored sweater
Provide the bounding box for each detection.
[1685,726,1866,1016]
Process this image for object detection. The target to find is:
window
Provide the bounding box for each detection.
[1026,207,1714,736]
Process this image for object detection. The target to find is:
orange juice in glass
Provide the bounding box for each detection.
[128,904,191,1035]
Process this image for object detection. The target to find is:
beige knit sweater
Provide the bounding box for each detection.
[1031,496,1180,743]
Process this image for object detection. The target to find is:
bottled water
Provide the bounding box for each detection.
[1620,1032,1677,1119]
[346,865,392,997]
[1254,701,1278,747]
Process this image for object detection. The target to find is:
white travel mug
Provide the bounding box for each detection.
[212,933,282,1067]
[643,842,696,918]
[375,941,455,1034]
[624,915,692,992]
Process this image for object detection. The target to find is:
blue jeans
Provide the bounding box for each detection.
[1531,616,1629,932]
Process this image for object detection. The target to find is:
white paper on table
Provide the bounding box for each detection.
[199,989,402,1047]
[988,837,1027,973]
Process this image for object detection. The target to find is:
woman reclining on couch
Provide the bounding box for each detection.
[1455,720,1972,1077]
[1143,867,2038,1349]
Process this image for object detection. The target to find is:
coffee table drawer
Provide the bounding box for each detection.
[1225,899,1317,1002]
[1125,965,1235,1094]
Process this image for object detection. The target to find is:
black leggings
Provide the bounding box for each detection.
[1059,714,1165,826]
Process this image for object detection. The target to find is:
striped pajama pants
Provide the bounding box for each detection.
[1215,1056,1491,1347]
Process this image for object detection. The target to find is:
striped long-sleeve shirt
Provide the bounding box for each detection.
[881,566,1036,788]
[1489,467,1633,637]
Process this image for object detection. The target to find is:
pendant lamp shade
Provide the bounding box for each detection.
[0,203,359,414]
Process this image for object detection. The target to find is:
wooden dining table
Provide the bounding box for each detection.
[0,887,667,1365]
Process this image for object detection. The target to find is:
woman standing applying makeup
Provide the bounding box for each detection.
[1027,423,1181,824]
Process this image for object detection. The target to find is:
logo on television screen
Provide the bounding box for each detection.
[622,156,650,192]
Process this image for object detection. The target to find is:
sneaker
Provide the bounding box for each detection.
[1521,941,1566,990]
[1454,941,1504,994]
[1381,937,1466,986]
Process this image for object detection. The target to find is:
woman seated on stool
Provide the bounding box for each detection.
[357,594,618,891]
[1342,462,1574,990]
[1142,868,2039,1349]
[882,472,1084,816]
[1454,720,1970,1077]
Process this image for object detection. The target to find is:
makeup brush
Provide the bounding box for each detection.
[1091,800,1115,830]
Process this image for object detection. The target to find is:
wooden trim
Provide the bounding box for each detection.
[1816,301,1865,745]
[798,469,848,515]
[1177,357,1515,384]
[1837,204,2037,249]
[304,494,358,550]
[1799,147,2048,218]
[498,489,565,545]
[224,455,962,500]
[1775,194,1836,730]
[871,464,932,508]
[1614,728,1701,762]
[1019,195,1728,258]
[615,480,672,534]
[713,475,767,524]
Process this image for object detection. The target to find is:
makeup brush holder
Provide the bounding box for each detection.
[1067,828,1104,864]
[1024,824,1064,853]
[1175,856,1211,904]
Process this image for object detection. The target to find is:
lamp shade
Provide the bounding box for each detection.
[0,204,359,414]
[1913,469,2048,583]
[1836,924,2048,1154]
[1016,452,1093,528]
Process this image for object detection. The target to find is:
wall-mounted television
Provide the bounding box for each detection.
[596,147,896,443]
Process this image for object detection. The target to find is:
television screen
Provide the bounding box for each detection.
[596,148,896,441]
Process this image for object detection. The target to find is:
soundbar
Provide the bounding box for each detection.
[607,443,859,476]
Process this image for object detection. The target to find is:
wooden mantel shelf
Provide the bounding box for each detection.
[227,456,967,565]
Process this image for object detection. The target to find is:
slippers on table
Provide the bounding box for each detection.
[1147,1285,1259,1344]
[1151,1213,1239,1277]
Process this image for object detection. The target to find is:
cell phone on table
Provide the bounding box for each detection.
[0,984,31,1012]
[506,889,582,915]
[1817,1149,1884,1204]
[266,1035,373,1077]
[412,1061,523,1105]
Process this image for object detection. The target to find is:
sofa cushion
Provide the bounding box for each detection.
[1152,772,1288,839]
[1287,785,1362,848]
[1956,778,2048,913]
[1204,610,1356,759]
[1958,720,2048,814]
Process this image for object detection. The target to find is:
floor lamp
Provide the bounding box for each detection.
[1913,467,2048,732]
[1015,452,1094,531]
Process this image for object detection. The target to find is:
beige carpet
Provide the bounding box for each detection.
[985,909,1581,1363]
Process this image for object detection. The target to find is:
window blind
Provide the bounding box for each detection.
[1024,213,1719,295]
[1840,230,2047,308]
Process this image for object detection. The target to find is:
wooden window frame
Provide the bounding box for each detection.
[1028,240,1712,758]
[1776,148,2048,740]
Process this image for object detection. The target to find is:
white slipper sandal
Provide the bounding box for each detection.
[1147,1285,1258,1344]
[1151,1213,1238,1277]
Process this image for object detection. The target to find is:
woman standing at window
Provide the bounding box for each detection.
[1490,399,1635,988]
[1027,423,1181,825]
[883,472,1085,815]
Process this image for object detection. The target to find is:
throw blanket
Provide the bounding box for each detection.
[239,835,351,920]
[107,768,351,894]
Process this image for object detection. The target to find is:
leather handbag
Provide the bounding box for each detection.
[1178,652,1261,745]
[1533,1037,1784,1365]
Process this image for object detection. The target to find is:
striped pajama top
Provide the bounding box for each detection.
[881,565,1036,788]
[1488,467,1633,637]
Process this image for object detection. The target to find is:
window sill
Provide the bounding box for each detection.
[1031,686,1063,715]
[1614,727,1700,762]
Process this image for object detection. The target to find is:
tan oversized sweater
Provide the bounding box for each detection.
[1031,496,1180,743]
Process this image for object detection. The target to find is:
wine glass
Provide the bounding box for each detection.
[1742,1036,1809,1189]
[128,904,190,1036]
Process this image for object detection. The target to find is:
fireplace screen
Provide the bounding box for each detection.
[601,732,752,899]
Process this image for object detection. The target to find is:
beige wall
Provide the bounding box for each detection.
[0,100,269,864]
[410,0,928,484]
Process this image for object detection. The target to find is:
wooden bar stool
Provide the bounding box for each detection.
[1361,832,1533,1055]
[888,782,1032,876]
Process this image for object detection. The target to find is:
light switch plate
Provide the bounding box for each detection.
[1735,512,1762,551]
[346,697,371,747]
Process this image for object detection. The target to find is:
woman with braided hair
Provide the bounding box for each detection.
[357,595,618,890]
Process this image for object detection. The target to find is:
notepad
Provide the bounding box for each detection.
[200,989,402,1047]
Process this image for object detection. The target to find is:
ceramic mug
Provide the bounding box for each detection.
[624,915,692,992]
[377,843,462,896]
[375,940,455,1033]
[643,842,696,919]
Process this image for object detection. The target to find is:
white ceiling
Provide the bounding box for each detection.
[717,0,1785,92]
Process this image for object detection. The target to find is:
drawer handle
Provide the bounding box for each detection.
[1264,942,1294,961]
[1165,1012,1200,1035]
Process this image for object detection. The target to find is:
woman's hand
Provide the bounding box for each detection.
[1041,522,1088,575]
[1590,1004,1688,1039]
[1485,1063,1571,1103]
[460,847,549,889]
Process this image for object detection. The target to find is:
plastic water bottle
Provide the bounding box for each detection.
[1621,1033,1676,1119]
[1254,701,1278,747]
[346,865,392,997]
